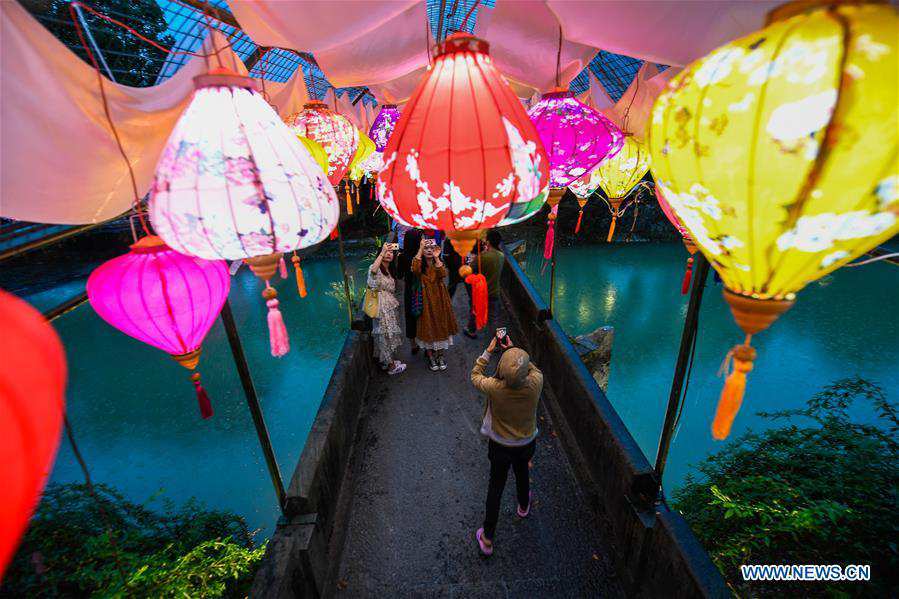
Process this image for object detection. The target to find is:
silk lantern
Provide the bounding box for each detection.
[369,104,402,152]
[594,135,651,242]
[291,101,359,186]
[149,69,339,356]
[656,186,701,294]
[648,0,899,439]
[349,132,376,183]
[87,236,230,418]
[297,135,330,176]
[529,90,623,257]
[377,32,550,257]
[0,290,66,577]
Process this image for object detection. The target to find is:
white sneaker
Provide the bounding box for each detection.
[387,361,407,375]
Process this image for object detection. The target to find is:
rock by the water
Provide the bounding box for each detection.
[572,326,614,392]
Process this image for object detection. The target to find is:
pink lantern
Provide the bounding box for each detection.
[368,104,401,152]
[291,101,359,186]
[87,236,230,418]
[528,90,624,188]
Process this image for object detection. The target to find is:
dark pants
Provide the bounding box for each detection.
[483,439,535,540]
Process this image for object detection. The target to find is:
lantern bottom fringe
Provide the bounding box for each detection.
[681,257,694,295]
[190,372,213,419]
[607,215,618,243]
[278,256,288,279]
[574,209,584,234]
[266,297,290,357]
[292,254,308,298]
[713,340,756,440]
[543,217,556,261]
[465,273,489,330]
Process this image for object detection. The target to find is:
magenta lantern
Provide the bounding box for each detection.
[87,235,230,418]
[368,104,401,152]
[528,89,624,188]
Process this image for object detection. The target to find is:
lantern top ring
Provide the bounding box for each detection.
[541,89,574,100]
[129,235,170,254]
[303,100,329,110]
[194,68,259,92]
[435,32,489,58]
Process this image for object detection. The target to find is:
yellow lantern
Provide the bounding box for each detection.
[296,135,329,176]
[348,132,376,183]
[648,0,898,440]
[594,135,650,241]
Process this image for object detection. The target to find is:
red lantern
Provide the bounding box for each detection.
[0,290,67,576]
[377,32,550,257]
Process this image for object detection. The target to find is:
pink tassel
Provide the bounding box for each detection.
[266,298,290,357]
[191,373,213,419]
[543,215,556,261]
[278,256,288,279]
[681,257,694,295]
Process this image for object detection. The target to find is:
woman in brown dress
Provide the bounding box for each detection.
[412,239,459,371]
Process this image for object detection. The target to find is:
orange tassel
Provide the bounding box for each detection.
[346,186,354,215]
[292,253,307,298]
[575,209,584,234]
[355,184,360,205]
[606,215,618,243]
[712,340,756,440]
[465,273,489,330]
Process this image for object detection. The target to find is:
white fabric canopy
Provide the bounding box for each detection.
[601,62,681,139]
[0,2,309,224]
[263,68,311,119]
[547,0,779,67]
[575,70,614,111]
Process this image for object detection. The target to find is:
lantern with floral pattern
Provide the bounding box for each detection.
[593,135,650,242]
[369,104,401,152]
[291,101,359,186]
[377,33,550,257]
[648,0,898,439]
[87,236,230,418]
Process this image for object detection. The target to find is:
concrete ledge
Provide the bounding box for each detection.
[501,251,729,598]
[252,329,374,598]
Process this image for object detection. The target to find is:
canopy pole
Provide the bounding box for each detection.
[654,253,710,489]
[220,300,287,513]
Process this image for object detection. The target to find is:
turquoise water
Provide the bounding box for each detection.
[519,242,899,491]
[33,255,364,539]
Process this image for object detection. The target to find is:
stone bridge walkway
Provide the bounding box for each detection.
[330,289,624,598]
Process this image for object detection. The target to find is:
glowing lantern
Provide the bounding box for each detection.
[297,135,329,176]
[149,70,338,356]
[0,290,66,577]
[378,32,550,257]
[648,1,899,440]
[528,89,624,188]
[368,104,401,152]
[593,135,651,242]
[87,236,230,418]
[291,101,359,186]
[349,132,376,183]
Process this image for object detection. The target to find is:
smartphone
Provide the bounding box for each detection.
[385,243,399,251]
[495,327,507,340]
[423,238,437,248]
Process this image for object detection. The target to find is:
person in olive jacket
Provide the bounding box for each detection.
[470,333,543,556]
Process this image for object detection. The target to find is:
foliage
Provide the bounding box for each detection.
[1,483,265,598]
[672,377,898,597]
[23,0,175,87]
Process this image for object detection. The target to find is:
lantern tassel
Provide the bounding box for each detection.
[607,215,618,243]
[191,372,213,419]
[263,286,290,357]
[346,186,354,215]
[355,184,360,206]
[465,273,489,330]
[712,339,756,440]
[574,209,584,234]
[278,256,288,279]
[292,254,307,298]
[330,227,339,241]
[543,212,556,261]
[681,257,694,295]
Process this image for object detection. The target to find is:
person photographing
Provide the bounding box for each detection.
[470,330,543,556]
[412,237,458,371]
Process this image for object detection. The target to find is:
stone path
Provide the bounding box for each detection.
[332,289,624,598]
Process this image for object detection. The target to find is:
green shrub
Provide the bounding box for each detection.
[1,484,265,598]
[672,377,898,597]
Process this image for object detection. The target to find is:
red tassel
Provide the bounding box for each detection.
[278,256,288,279]
[465,273,489,330]
[681,257,694,295]
[330,227,339,240]
[575,209,584,234]
[191,373,213,419]
[543,207,557,261]
[370,184,374,201]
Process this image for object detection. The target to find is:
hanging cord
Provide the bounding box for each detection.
[72,2,115,82]
[621,65,641,134]
[555,25,563,88]
[460,0,481,34]
[845,252,899,267]
[63,416,130,589]
[625,195,641,242]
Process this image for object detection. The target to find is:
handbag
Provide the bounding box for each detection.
[363,287,379,318]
